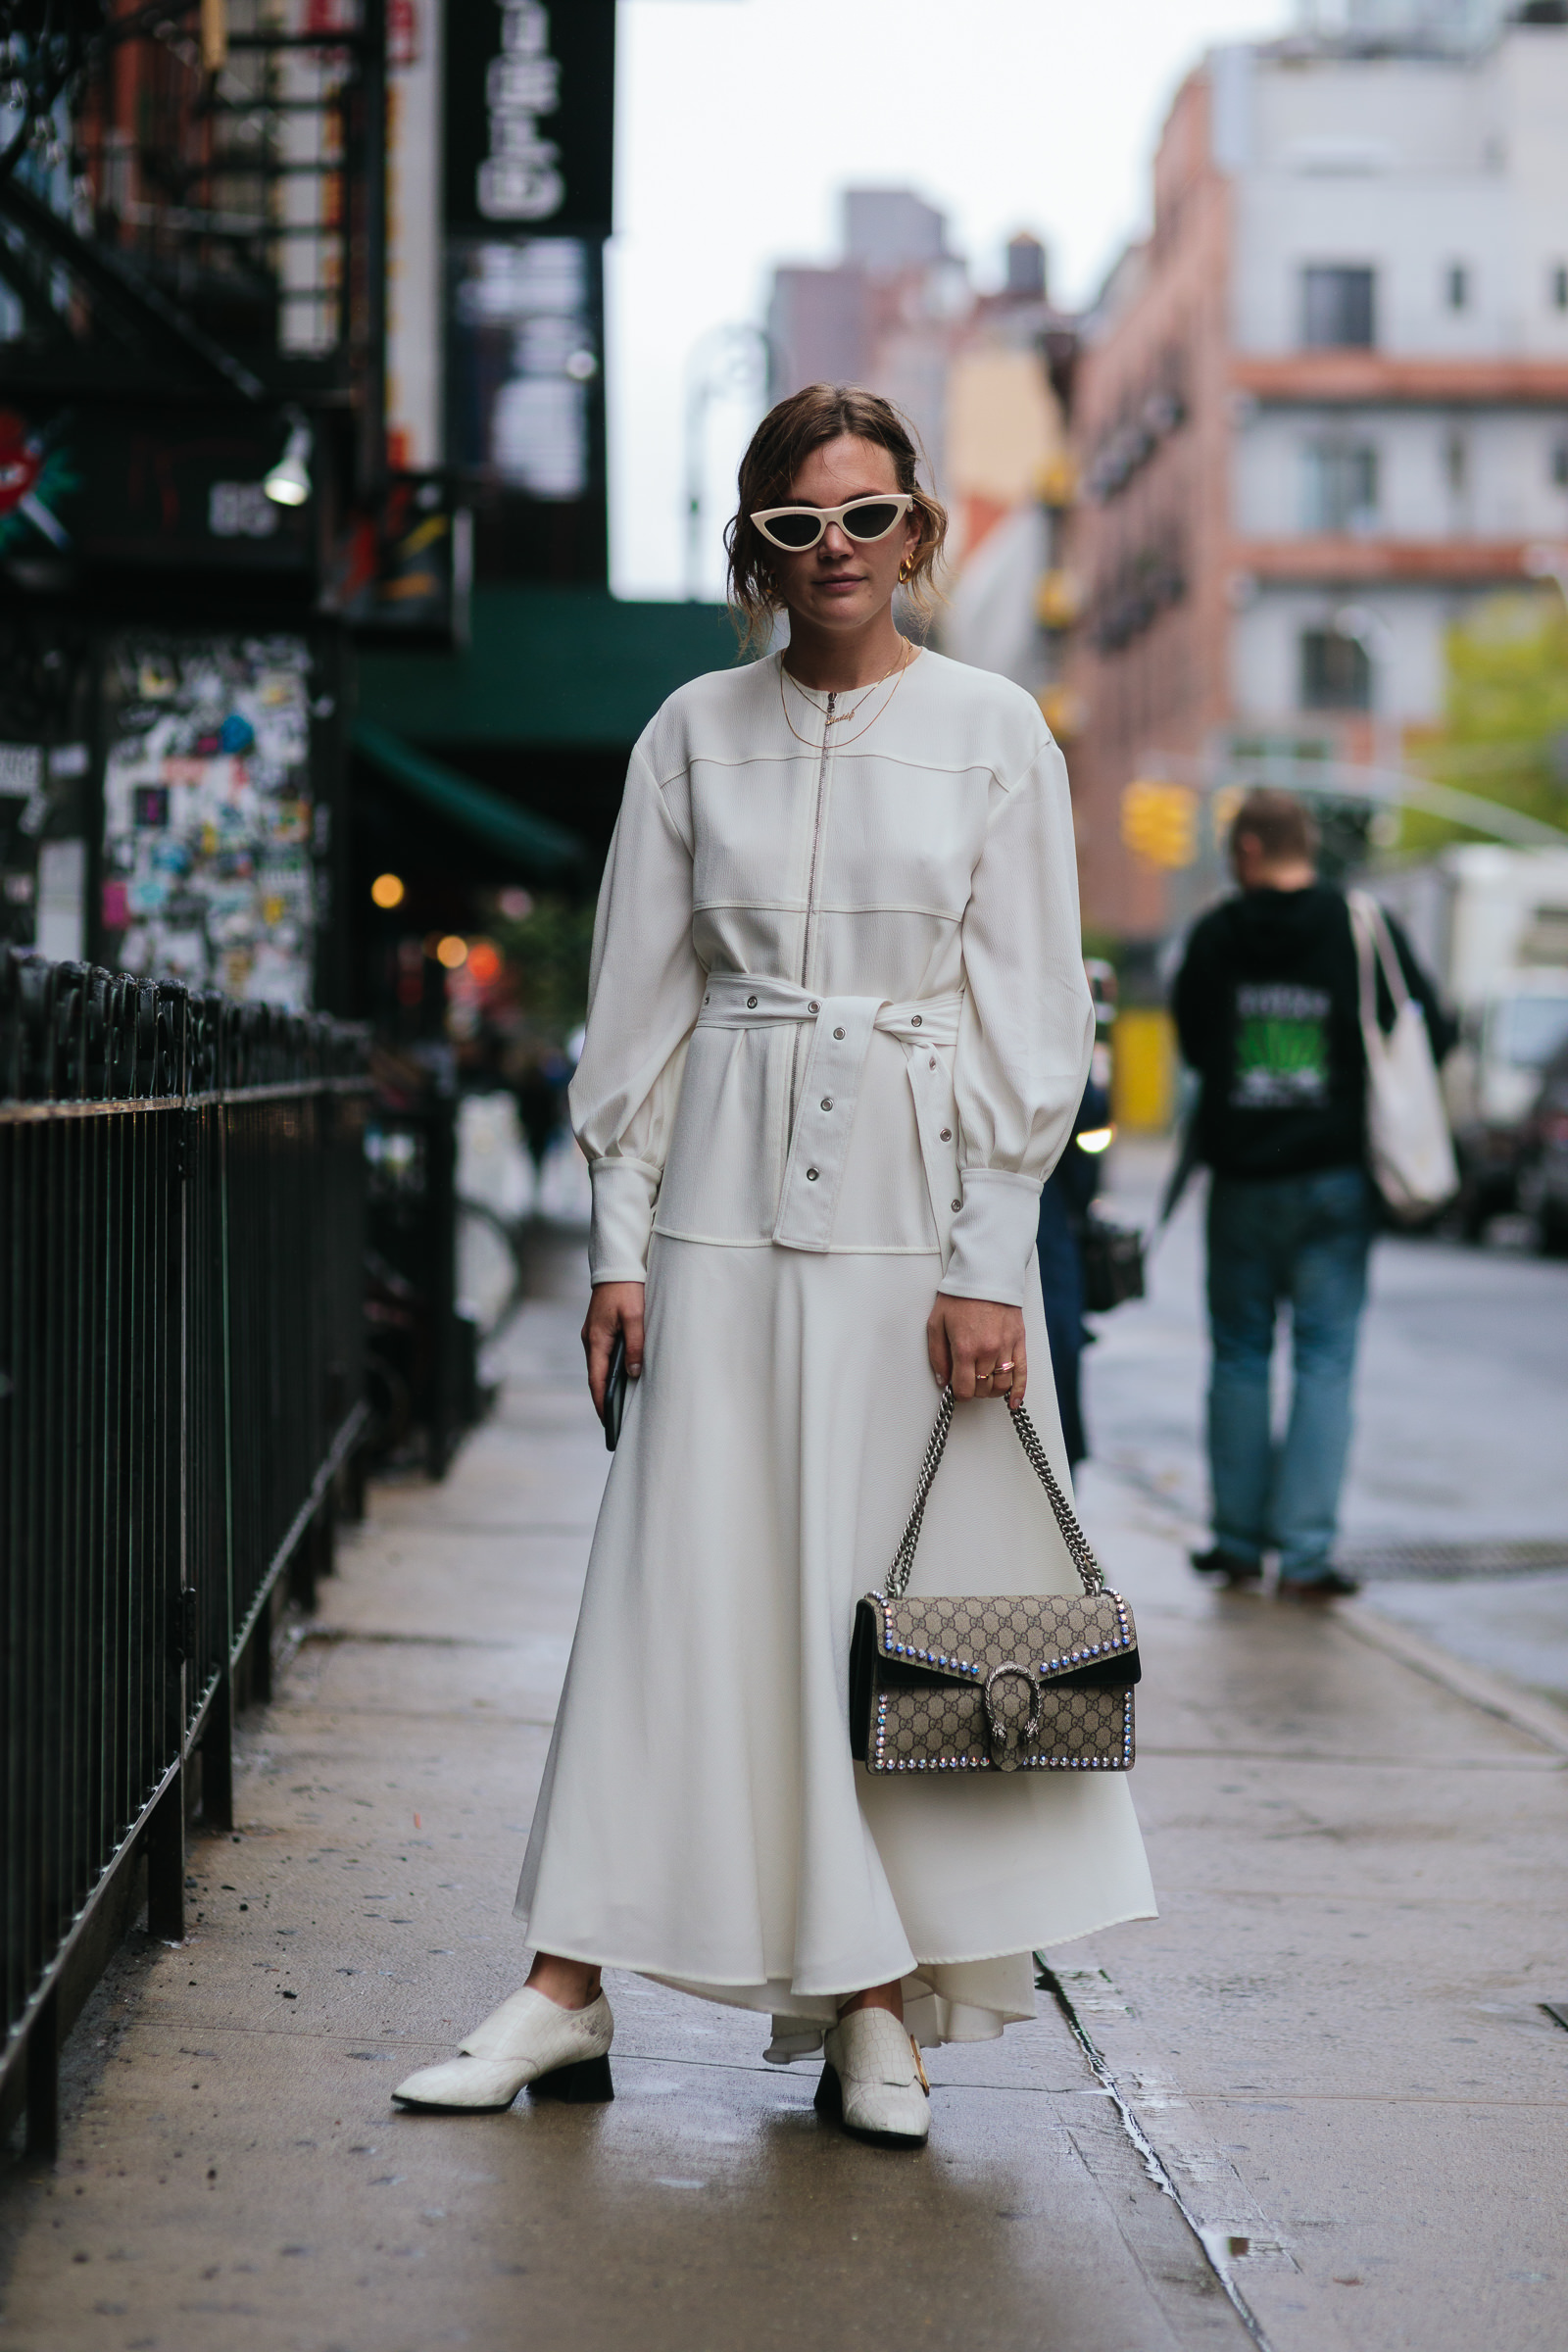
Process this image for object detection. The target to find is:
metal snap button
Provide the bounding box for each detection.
[808,1000,819,1012]
[704,995,710,1005]
[910,1013,922,1026]
[746,995,758,1008]
[952,1198,961,1211]
[807,1167,819,1180]
[940,1127,952,1141]
[929,1055,936,1068]
[833,1026,845,1040]
[820,1097,834,1111]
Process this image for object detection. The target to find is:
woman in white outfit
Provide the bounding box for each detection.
[395,385,1154,2144]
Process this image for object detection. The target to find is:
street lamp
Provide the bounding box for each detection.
[265,414,314,509]
[683,324,770,601]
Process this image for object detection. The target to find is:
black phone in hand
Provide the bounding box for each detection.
[604,1332,628,1452]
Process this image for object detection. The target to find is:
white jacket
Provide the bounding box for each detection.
[569,649,1095,1309]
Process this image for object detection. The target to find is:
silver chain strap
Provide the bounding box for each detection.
[883,1386,1105,1602]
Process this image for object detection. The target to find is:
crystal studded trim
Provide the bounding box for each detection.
[862,1590,1138,1773]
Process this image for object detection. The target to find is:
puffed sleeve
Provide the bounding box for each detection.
[567,739,704,1284]
[938,737,1095,1306]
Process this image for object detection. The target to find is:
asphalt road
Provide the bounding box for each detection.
[1086,1141,1568,1707]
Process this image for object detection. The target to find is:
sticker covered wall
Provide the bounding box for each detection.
[100,634,328,1009]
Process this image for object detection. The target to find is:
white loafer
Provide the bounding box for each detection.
[393,1987,614,2112]
[816,2008,930,2146]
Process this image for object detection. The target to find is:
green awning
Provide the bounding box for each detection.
[353,719,584,875]
[355,586,744,749]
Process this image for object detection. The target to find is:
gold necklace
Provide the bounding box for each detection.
[782,643,905,729]
[778,642,919,751]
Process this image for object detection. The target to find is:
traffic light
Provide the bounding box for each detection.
[1034,570,1082,631]
[1036,684,1085,741]
[1120,780,1199,869]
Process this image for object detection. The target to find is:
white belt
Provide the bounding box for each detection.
[696,970,963,1260]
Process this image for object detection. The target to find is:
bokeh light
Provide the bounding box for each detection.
[466,939,502,984]
[370,872,406,908]
[436,934,468,969]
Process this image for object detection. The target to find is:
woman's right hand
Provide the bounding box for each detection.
[582,1281,646,1422]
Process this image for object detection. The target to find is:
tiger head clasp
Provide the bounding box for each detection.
[984,1661,1041,1769]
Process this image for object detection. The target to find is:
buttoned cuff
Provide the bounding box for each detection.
[587,1156,662,1286]
[936,1167,1043,1307]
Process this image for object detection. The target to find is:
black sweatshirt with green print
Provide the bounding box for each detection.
[1172,884,1455,1181]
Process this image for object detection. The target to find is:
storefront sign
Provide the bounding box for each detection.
[445,0,614,238]
[0,405,316,577]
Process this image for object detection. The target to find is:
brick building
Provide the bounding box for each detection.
[1066,4,1568,940]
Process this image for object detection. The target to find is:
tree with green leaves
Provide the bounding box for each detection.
[1401,592,1568,855]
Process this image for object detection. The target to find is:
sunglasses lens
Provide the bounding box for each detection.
[843,500,902,541]
[760,511,821,551]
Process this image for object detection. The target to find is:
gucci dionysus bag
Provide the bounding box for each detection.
[850,1388,1139,1778]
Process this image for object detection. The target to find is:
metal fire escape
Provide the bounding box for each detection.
[0,0,386,494]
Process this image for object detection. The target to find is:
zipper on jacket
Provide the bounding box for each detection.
[790,692,834,1131]
[800,692,834,988]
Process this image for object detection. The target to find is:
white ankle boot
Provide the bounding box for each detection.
[816,2008,930,2145]
[393,1987,613,2111]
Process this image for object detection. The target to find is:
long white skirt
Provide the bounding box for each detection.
[514,1234,1155,2052]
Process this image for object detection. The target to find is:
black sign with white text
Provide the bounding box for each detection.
[444,0,615,239]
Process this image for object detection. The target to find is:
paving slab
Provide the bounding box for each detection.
[0,1252,1239,2352]
[7,1207,1566,2352]
[1045,1138,1568,2352]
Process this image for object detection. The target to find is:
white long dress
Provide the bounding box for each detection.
[515,649,1155,2054]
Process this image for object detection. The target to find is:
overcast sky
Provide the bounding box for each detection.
[608,0,1291,598]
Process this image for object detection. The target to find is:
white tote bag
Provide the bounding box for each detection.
[1348,891,1457,1221]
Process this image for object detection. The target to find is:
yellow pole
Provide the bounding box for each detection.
[201,0,228,74]
[1112,1008,1177,1134]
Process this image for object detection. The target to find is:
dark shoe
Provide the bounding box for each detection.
[1277,1568,1360,1601]
[1190,1547,1263,1589]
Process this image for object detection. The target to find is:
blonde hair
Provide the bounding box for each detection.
[724,383,948,656]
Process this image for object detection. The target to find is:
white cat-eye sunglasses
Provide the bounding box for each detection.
[748,494,914,554]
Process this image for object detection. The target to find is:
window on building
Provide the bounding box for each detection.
[1446,431,1469,495]
[1300,629,1372,710]
[1446,263,1469,311]
[1301,266,1376,349]
[1551,264,1568,312]
[1301,444,1379,533]
[1553,441,1568,489]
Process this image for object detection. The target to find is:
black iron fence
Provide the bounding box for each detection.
[0,950,369,2158]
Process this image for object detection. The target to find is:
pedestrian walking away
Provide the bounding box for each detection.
[1173,787,1456,1599]
[392,382,1154,2147]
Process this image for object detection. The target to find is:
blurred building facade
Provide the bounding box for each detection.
[767,190,971,489]
[1066,3,1568,938]
[0,0,740,1048]
[767,195,1078,710]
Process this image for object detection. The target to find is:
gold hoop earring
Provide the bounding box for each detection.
[898,558,912,584]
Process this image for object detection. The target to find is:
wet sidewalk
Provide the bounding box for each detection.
[4,1233,1566,2351]
[0,1244,1239,2352]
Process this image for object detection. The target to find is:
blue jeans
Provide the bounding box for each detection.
[1037,1181,1088,1466]
[1205,1167,1375,1580]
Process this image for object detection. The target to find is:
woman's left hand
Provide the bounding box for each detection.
[926,1296,1026,1404]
